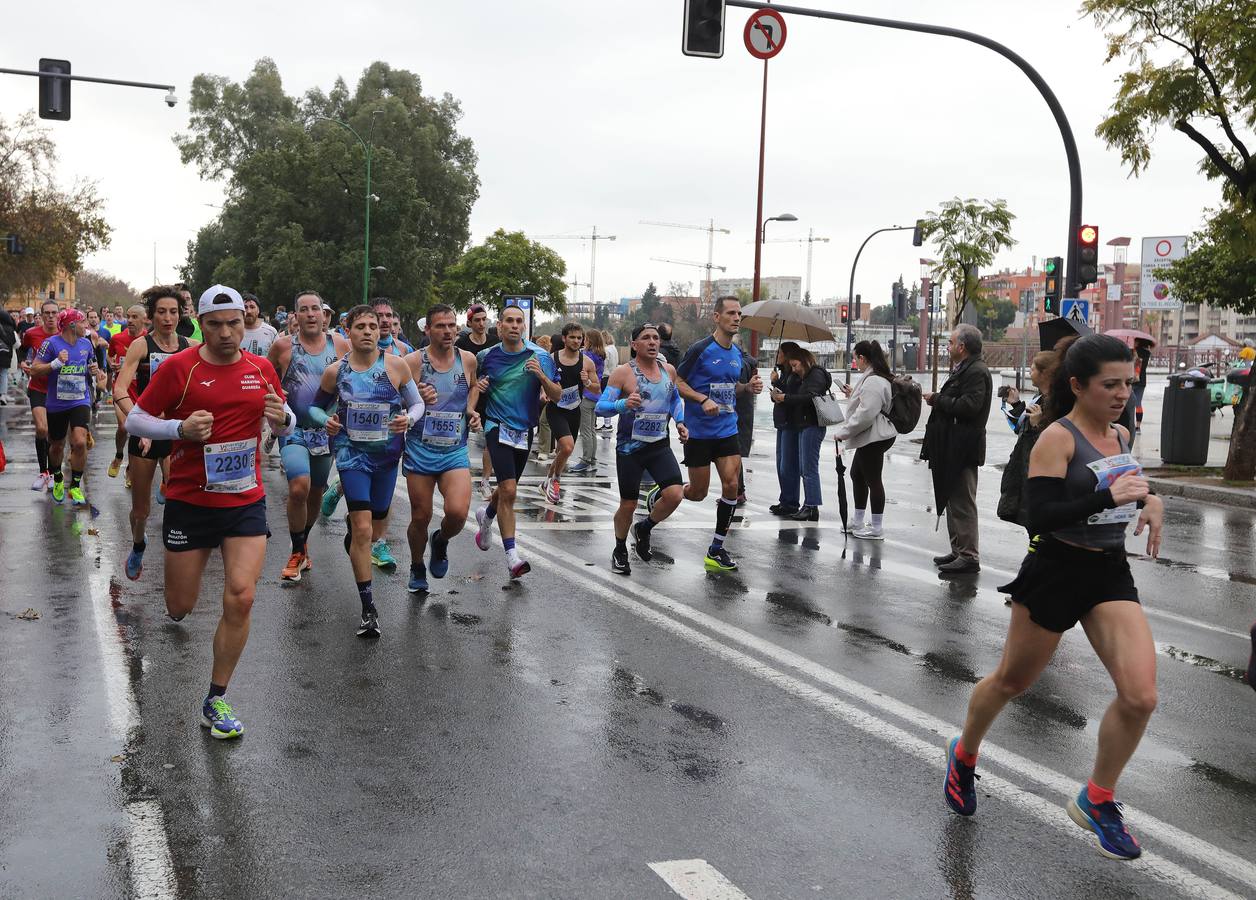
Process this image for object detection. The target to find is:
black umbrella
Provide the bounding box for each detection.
[834,441,850,537]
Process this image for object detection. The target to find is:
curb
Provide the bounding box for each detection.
[1146,476,1256,511]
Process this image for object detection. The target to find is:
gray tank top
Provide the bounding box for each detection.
[1051,418,1134,550]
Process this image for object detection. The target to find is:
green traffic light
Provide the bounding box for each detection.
[1045,258,1058,274]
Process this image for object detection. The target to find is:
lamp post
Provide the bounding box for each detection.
[754,212,797,300]
[845,224,919,383]
[311,109,383,306]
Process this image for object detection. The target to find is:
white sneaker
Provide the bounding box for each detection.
[30,472,49,492]
[853,525,884,541]
[479,477,493,500]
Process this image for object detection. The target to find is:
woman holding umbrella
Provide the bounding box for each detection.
[776,344,832,521]
[833,340,898,539]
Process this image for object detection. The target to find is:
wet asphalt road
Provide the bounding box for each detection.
[0,390,1254,900]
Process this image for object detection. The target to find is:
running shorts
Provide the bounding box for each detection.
[279,429,334,488]
[47,406,91,441]
[341,466,399,517]
[546,403,582,442]
[681,434,741,469]
[128,434,173,460]
[485,426,531,483]
[616,441,682,500]
[163,497,269,551]
[998,535,1140,633]
[28,388,47,410]
[402,435,470,477]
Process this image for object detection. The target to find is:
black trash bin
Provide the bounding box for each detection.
[1160,373,1211,465]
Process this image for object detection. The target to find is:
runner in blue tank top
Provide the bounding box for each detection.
[32,308,104,506]
[594,323,688,575]
[308,305,425,638]
[674,296,763,572]
[401,304,481,592]
[268,291,350,583]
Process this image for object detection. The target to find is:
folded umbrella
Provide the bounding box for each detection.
[834,442,849,536]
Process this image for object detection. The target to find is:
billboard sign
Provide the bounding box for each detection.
[1139,236,1188,309]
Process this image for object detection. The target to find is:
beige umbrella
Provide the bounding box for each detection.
[738,299,835,343]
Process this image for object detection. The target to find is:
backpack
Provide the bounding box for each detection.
[887,374,922,434]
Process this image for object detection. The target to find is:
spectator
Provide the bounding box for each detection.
[570,328,606,473]
[533,334,554,461]
[998,348,1061,533]
[768,342,801,515]
[600,331,619,429]
[921,323,993,575]
[1133,338,1153,435]
[16,307,37,338]
[657,323,682,367]
[0,306,16,404]
[833,340,898,539]
[777,344,832,521]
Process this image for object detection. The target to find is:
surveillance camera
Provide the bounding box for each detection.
[165,90,177,108]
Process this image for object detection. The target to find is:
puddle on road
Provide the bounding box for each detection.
[765,591,833,626]
[1156,643,1249,682]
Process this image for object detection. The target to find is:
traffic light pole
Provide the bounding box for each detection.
[0,67,175,94]
[726,0,1084,296]
[846,225,914,384]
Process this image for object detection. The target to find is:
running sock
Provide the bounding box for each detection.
[433,529,450,549]
[503,537,516,552]
[71,470,83,488]
[1086,780,1115,806]
[639,516,658,534]
[132,540,146,555]
[291,530,307,554]
[714,495,736,537]
[871,513,884,531]
[207,683,227,700]
[356,579,375,614]
[852,508,866,528]
[615,537,627,552]
[954,740,978,767]
[53,471,64,485]
[35,437,49,473]
[484,503,497,521]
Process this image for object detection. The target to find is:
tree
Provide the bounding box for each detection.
[77,269,138,308]
[0,112,111,300]
[1084,0,1256,479]
[439,229,566,313]
[977,297,1017,341]
[176,59,479,321]
[917,198,1016,326]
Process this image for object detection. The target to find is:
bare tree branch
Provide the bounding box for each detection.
[1174,118,1249,189]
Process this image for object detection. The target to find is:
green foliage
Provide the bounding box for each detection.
[977,297,1017,342]
[176,59,479,321]
[918,198,1016,325]
[439,229,567,314]
[1163,204,1256,313]
[0,112,111,298]
[77,269,138,307]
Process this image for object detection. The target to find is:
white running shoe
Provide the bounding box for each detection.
[475,506,493,551]
[31,472,49,491]
[479,477,493,500]
[852,525,884,541]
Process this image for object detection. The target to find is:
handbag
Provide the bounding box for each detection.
[812,392,845,426]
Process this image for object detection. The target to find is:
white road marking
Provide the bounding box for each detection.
[124,800,179,899]
[526,538,1255,898]
[649,859,753,900]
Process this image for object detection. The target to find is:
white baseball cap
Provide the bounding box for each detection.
[23,307,35,314]
[197,284,245,316]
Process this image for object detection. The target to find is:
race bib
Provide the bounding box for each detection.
[1087,453,1141,525]
[557,384,581,410]
[708,382,735,414]
[203,439,257,494]
[55,372,85,402]
[306,428,330,457]
[498,424,529,450]
[421,409,463,448]
[346,401,390,443]
[148,352,171,375]
[631,412,668,443]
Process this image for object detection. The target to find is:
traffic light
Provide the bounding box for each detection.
[840,303,849,325]
[854,294,861,319]
[1075,224,1100,289]
[912,220,924,247]
[39,58,71,121]
[893,283,909,319]
[682,0,725,58]
[1044,255,1063,315]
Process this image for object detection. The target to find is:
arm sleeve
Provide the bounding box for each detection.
[126,406,183,440]
[594,385,624,417]
[306,387,336,426]
[671,389,685,424]
[400,379,426,426]
[1025,476,1115,536]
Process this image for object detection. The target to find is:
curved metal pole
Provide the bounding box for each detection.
[728,0,1083,297]
[845,225,912,384]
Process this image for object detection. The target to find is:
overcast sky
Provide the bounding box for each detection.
[1,0,1217,310]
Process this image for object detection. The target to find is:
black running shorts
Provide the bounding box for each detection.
[485,426,531,483]
[615,441,682,500]
[998,535,1140,633]
[546,403,582,441]
[128,434,173,460]
[163,498,269,551]
[681,434,741,469]
[47,405,91,441]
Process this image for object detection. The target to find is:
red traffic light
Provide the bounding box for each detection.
[1078,225,1098,245]
[840,303,849,324]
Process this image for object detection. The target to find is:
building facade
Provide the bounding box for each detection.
[2,268,77,313]
[711,275,803,303]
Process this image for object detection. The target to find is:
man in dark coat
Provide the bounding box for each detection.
[657,323,682,367]
[921,323,993,574]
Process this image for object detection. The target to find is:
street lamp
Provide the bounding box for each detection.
[760,212,798,244]
[310,109,384,305]
[844,223,922,383]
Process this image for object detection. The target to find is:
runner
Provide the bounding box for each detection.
[594,323,688,575]
[945,334,1162,861]
[468,305,559,578]
[113,286,196,580]
[267,291,349,583]
[456,304,499,499]
[105,304,146,479]
[174,283,203,343]
[124,284,295,739]
[539,323,599,504]
[240,292,279,357]
[306,304,424,636]
[31,308,103,506]
[401,304,478,592]
[372,298,413,357]
[19,299,60,490]
[674,296,763,572]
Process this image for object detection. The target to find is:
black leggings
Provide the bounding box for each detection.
[850,437,895,514]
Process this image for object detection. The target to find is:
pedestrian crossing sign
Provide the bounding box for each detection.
[1061,299,1089,324]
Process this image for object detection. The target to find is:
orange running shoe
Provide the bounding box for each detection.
[281,551,312,583]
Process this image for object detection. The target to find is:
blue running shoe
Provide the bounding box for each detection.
[371,539,397,573]
[125,546,145,581]
[408,562,429,594]
[429,529,449,578]
[944,736,979,816]
[201,696,244,740]
[1068,787,1141,860]
[321,478,343,519]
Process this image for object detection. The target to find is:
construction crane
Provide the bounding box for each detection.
[532,226,616,308]
[640,219,730,303]
[763,227,830,305]
[568,272,590,306]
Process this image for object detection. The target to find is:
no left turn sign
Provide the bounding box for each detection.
[744,9,787,60]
